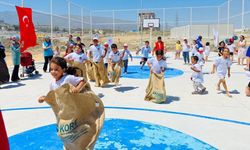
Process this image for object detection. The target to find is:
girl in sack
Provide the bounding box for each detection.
[38,57,104,150]
[64,43,89,79]
[145,50,167,104]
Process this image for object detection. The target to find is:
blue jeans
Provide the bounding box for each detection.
[123,59,128,73]
[182,52,190,64]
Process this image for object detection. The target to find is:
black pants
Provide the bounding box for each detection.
[104,63,108,69]
[123,59,128,73]
[11,65,20,81]
[43,56,53,72]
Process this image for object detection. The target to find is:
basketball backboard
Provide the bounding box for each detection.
[143,18,160,28]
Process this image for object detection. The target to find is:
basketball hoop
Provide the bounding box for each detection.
[148,23,154,28]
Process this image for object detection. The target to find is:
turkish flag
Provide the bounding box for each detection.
[16,6,37,52]
[0,111,9,150]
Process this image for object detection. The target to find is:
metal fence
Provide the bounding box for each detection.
[0,0,249,48]
[91,0,250,46]
[0,0,91,43]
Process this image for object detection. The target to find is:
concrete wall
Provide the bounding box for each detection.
[170,24,234,40]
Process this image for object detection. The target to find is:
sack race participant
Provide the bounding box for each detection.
[0,42,10,84]
[39,57,104,150]
[89,37,109,87]
[145,50,167,104]
[92,60,110,87]
[108,44,122,85]
[86,61,95,81]
[0,110,10,150]
[65,44,88,79]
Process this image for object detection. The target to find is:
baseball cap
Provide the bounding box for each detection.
[104,42,109,47]
[92,37,98,41]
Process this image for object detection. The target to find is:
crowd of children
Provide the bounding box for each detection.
[1,33,249,149]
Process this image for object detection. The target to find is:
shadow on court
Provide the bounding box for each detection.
[165,96,180,104]
[114,86,139,93]
[0,82,26,89]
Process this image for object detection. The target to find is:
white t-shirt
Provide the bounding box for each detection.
[204,46,210,56]
[121,49,132,60]
[214,57,232,76]
[109,51,121,63]
[246,70,250,81]
[148,58,167,74]
[89,44,104,62]
[191,44,198,56]
[182,43,190,52]
[64,52,88,63]
[227,44,236,53]
[103,47,111,64]
[50,74,83,90]
[191,63,204,83]
[141,46,151,58]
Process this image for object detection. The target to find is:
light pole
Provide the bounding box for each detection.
[50,0,53,40]
[140,0,143,46]
[68,0,71,35]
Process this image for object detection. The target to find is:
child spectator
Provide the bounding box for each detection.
[182,39,190,64]
[53,46,60,57]
[121,43,133,74]
[205,42,210,62]
[175,40,182,59]
[227,38,236,62]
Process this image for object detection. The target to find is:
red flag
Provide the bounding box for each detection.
[0,111,9,150]
[16,6,37,52]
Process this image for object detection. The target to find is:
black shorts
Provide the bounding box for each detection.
[230,52,234,56]
[248,82,250,88]
[142,57,148,62]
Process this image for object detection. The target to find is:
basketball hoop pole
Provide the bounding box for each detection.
[149,27,153,49]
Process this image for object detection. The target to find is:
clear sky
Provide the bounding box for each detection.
[0,0,228,12]
[76,0,227,10]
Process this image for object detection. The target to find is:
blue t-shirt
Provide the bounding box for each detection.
[43,42,54,57]
[141,46,151,58]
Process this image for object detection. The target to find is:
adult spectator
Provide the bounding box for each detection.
[42,36,54,72]
[0,42,9,84]
[11,36,21,82]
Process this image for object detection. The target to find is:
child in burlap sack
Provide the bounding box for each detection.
[108,43,122,85]
[38,57,104,150]
[88,37,109,87]
[65,43,89,79]
[145,50,167,104]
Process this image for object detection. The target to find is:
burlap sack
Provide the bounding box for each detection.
[144,73,166,104]
[92,61,109,87]
[85,62,95,81]
[44,83,104,150]
[108,63,121,85]
[68,61,87,80]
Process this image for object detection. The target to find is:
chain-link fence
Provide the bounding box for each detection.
[91,0,250,49]
[0,0,249,50]
[0,0,91,46]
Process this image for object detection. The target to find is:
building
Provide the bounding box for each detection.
[170,24,234,40]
